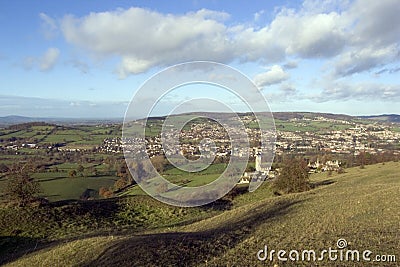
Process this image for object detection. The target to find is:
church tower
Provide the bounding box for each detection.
[255,152,262,172]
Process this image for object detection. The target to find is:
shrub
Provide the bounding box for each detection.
[68,169,77,178]
[99,187,114,198]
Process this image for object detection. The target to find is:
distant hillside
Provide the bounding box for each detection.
[272,112,353,121]
[0,115,122,127]
[139,111,358,122]
[0,115,40,126]
[359,114,400,123]
[1,112,399,127]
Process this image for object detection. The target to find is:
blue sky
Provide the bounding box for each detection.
[0,0,399,118]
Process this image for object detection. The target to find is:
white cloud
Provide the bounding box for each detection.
[254,10,264,21]
[70,101,80,106]
[333,45,399,77]
[40,48,60,71]
[22,47,60,72]
[269,10,346,58]
[262,83,299,103]
[39,13,58,39]
[253,65,289,88]
[311,82,400,102]
[61,8,233,77]
[60,6,349,76]
[327,0,400,76]
[345,0,400,48]
[57,0,399,81]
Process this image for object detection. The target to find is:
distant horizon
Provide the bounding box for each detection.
[1,111,399,121]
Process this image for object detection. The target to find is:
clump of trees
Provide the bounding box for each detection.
[273,157,310,194]
[4,167,41,206]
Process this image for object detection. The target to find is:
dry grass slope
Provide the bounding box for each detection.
[5,162,400,267]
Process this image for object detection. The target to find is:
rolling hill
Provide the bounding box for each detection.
[359,114,400,123]
[2,112,399,128]
[2,161,399,266]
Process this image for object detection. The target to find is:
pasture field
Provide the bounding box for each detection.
[0,123,121,148]
[120,163,228,197]
[34,173,118,201]
[1,162,399,266]
[274,119,353,132]
[0,170,118,202]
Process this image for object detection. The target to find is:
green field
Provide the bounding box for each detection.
[0,124,121,149]
[0,172,118,202]
[120,163,228,197]
[274,119,354,132]
[1,162,230,202]
[1,162,399,266]
[35,173,118,201]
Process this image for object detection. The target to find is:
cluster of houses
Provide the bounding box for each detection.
[100,137,122,153]
[276,123,400,156]
[2,115,399,164]
[307,159,341,172]
[237,154,341,184]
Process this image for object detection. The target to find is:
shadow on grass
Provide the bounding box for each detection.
[85,199,303,267]
[0,198,122,265]
[310,179,336,189]
[0,236,42,266]
[38,176,68,182]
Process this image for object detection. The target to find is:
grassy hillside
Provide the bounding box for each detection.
[2,162,399,266]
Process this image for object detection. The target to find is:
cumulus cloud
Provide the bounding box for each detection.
[268,10,346,58]
[61,8,234,77]
[59,6,349,76]
[253,65,289,88]
[57,0,399,80]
